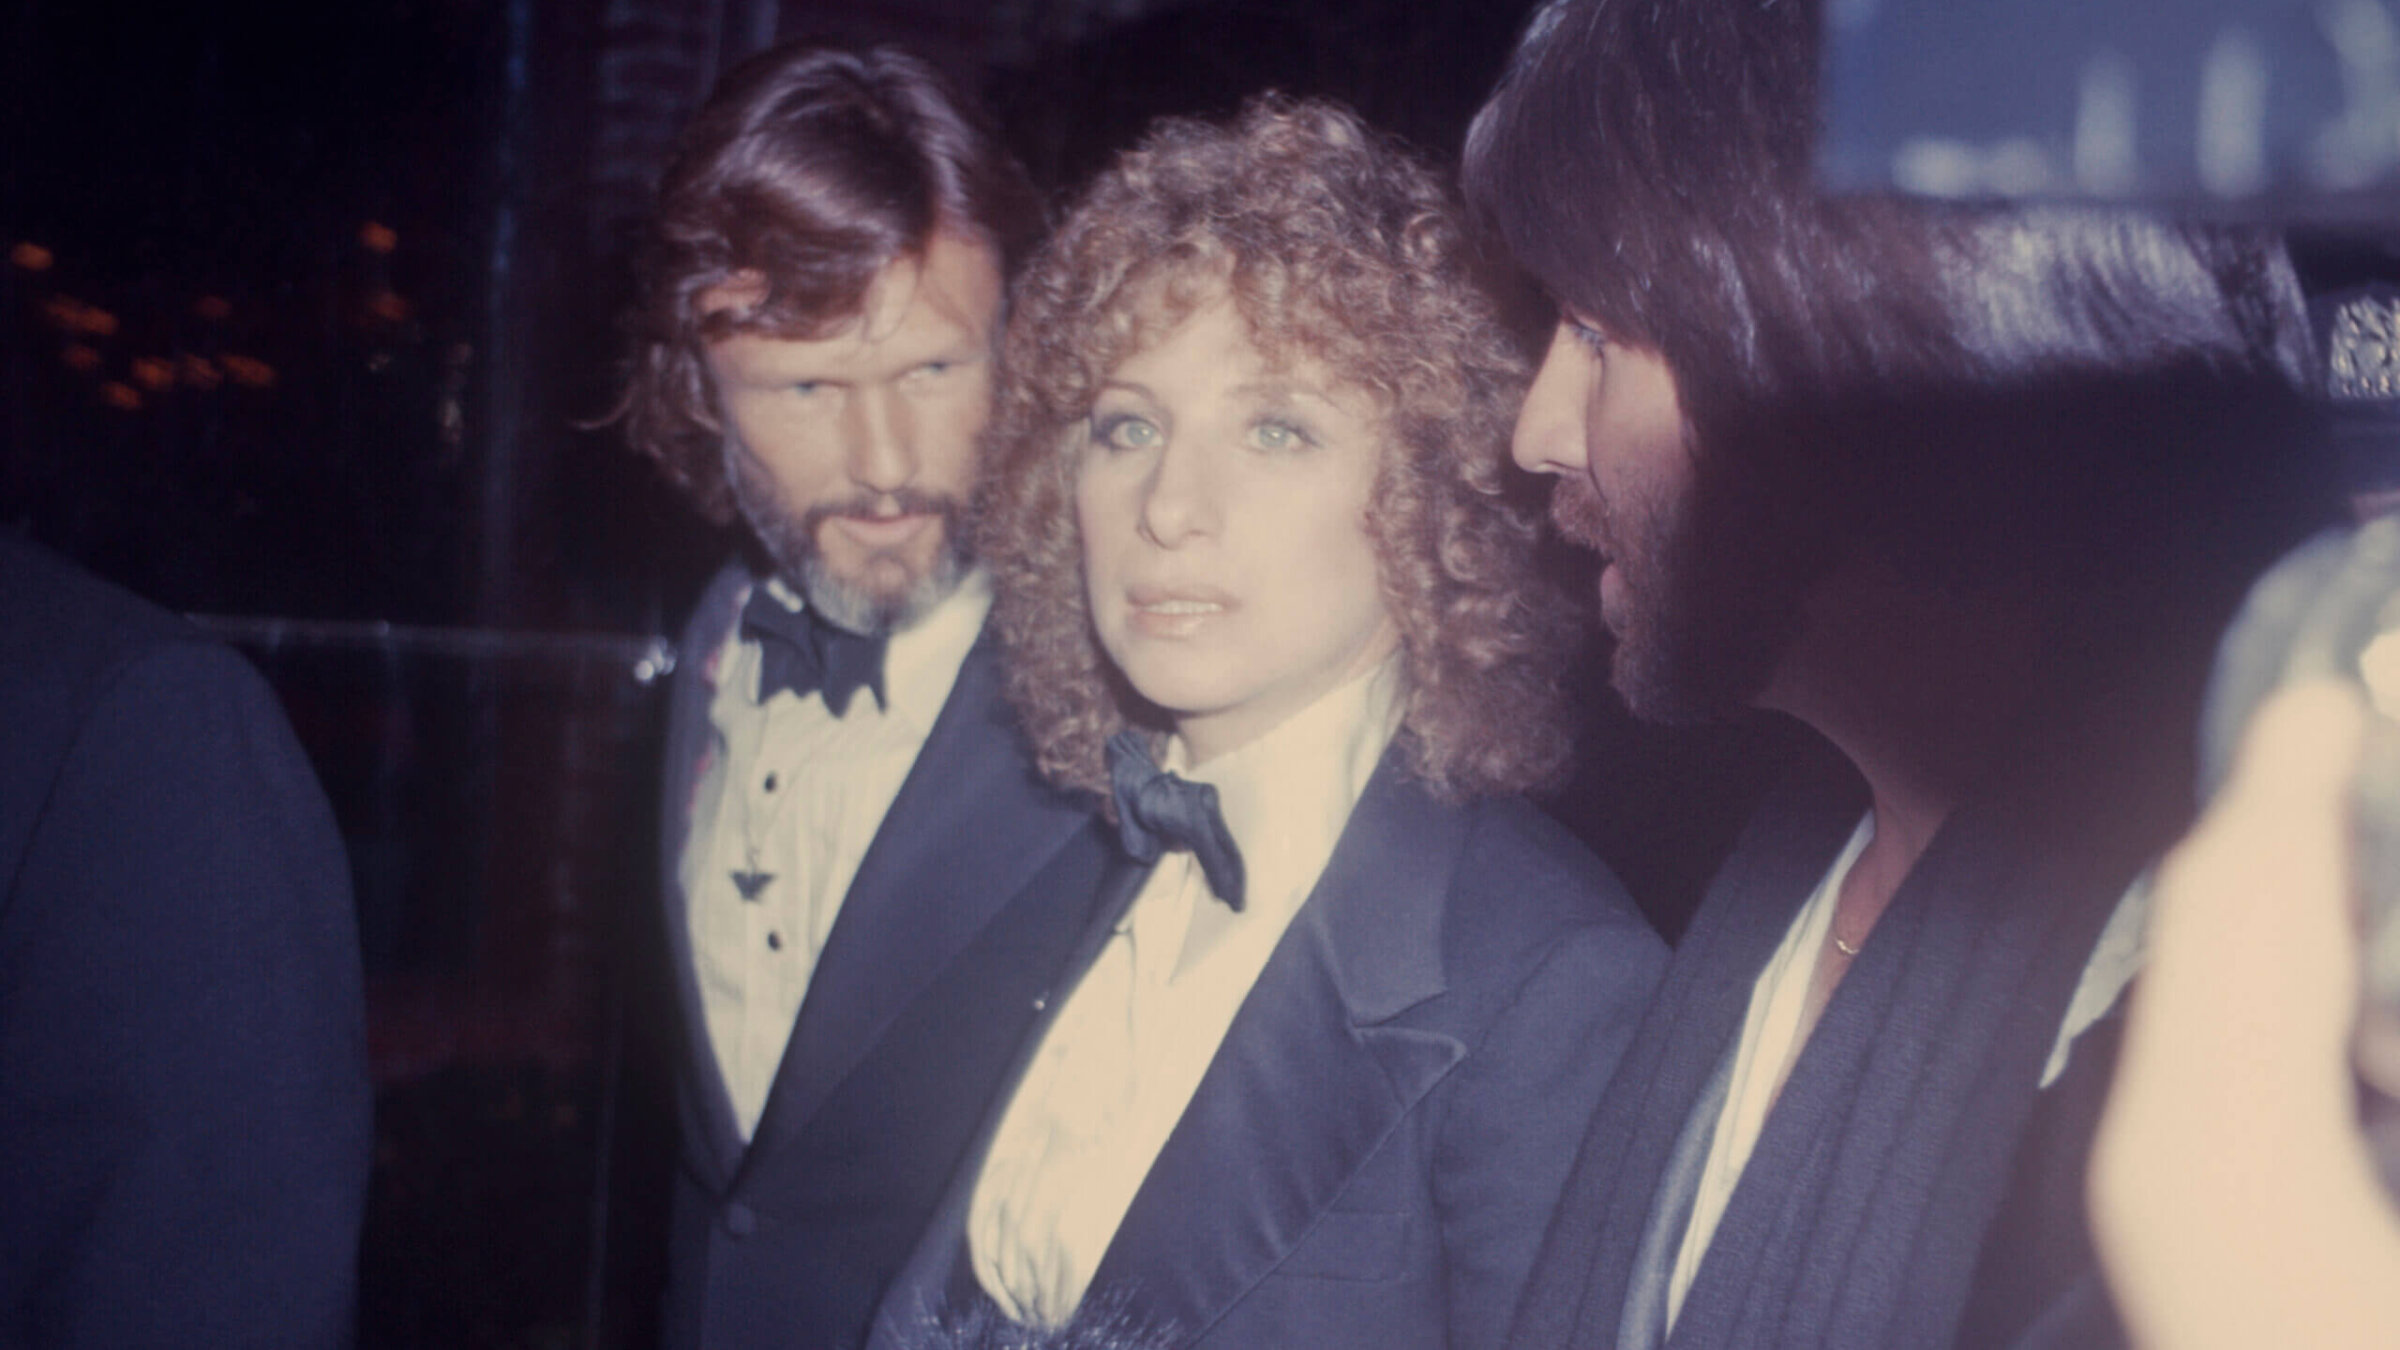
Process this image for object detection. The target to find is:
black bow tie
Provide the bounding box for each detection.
[739,584,887,715]
[1106,730,1246,910]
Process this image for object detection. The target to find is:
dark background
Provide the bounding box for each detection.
[41,0,2396,1343]
[0,2,1790,1345]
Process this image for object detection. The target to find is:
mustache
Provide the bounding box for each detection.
[1548,476,1611,554]
[799,488,964,534]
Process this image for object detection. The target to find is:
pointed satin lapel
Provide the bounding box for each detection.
[737,630,1093,1177]
[1080,757,1466,1343]
[660,562,757,1190]
[859,851,1158,1350]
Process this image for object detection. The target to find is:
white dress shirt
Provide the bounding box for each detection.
[966,659,1403,1328]
[1661,809,2153,1328]
[1666,811,1874,1330]
[680,570,991,1141]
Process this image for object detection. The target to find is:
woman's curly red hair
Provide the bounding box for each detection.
[978,95,1576,803]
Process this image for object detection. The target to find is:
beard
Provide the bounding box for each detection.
[726,454,969,638]
[1550,466,1809,724]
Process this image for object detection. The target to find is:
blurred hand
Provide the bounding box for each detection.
[2091,681,2400,1349]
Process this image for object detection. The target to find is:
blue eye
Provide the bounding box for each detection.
[1091,412,1161,451]
[1249,418,1314,452]
[1564,317,1610,355]
[791,380,823,396]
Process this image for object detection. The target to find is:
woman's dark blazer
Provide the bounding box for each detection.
[868,749,1667,1350]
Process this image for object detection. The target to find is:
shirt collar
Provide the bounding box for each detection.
[752,568,992,728]
[1163,657,1403,928]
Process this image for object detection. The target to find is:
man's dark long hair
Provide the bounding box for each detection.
[1463,0,2329,620]
[616,40,1042,524]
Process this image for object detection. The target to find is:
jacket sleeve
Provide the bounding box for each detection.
[0,639,371,1349]
[1434,915,1664,1349]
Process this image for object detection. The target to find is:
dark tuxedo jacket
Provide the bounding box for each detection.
[0,531,370,1347]
[869,752,1667,1350]
[1508,635,2213,1350]
[658,562,1110,1350]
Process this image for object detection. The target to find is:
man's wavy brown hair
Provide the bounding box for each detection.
[979,96,1575,804]
[614,40,1040,524]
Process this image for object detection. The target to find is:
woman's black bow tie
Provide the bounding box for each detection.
[738,585,887,716]
[1105,730,1246,911]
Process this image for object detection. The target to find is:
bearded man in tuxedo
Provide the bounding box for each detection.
[617,40,1118,1350]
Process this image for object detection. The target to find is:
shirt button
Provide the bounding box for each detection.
[724,1202,756,1237]
[766,931,783,952]
[763,772,777,792]
[1032,992,1048,1012]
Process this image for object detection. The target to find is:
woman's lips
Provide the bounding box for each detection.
[1126,585,1236,637]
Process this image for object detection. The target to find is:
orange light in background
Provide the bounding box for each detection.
[100,381,142,411]
[194,295,232,322]
[367,289,412,323]
[9,241,52,272]
[221,354,276,389]
[131,356,175,392]
[62,343,101,373]
[179,354,222,390]
[360,221,398,254]
[42,297,119,338]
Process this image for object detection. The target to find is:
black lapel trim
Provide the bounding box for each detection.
[1080,755,1466,1342]
[738,629,1095,1173]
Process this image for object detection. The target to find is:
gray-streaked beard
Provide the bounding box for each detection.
[726,451,968,638]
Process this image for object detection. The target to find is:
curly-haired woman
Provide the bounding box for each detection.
[867,98,1665,1350]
